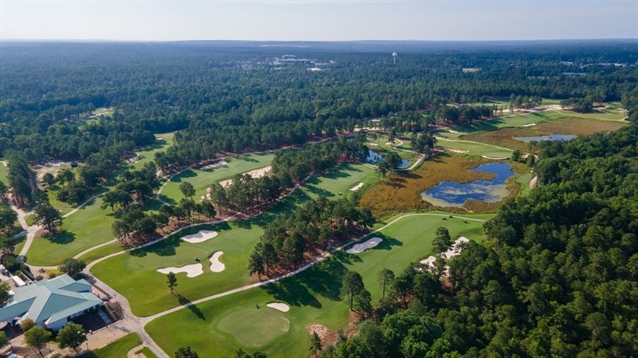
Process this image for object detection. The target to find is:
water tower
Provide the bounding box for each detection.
[392,52,397,64]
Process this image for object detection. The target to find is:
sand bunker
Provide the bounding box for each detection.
[267,302,290,312]
[181,230,218,244]
[448,149,469,154]
[218,166,272,188]
[522,123,537,127]
[349,182,365,191]
[157,263,203,278]
[441,237,470,259]
[201,160,228,170]
[209,251,225,272]
[420,256,437,268]
[346,237,382,254]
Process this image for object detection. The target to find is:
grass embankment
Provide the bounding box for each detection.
[78,333,141,358]
[360,154,497,216]
[92,163,376,317]
[147,213,490,357]
[160,153,275,204]
[26,197,115,266]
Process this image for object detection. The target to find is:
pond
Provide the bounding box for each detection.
[516,134,577,142]
[421,163,514,207]
[367,149,410,169]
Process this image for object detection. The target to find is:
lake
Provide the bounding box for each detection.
[367,149,410,169]
[421,163,514,207]
[516,134,577,142]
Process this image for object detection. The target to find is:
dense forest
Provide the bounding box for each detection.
[320,125,638,357]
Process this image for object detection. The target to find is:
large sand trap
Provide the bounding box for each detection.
[522,123,537,127]
[157,263,203,278]
[267,302,290,312]
[420,256,437,268]
[349,182,365,191]
[346,237,382,254]
[209,251,225,272]
[441,237,470,259]
[448,149,469,154]
[218,166,272,188]
[181,230,218,244]
[201,160,228,170]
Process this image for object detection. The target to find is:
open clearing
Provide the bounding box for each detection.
[130,132,175,171]
[146,213,490,357]
[159,153,274,204]
[26,197,116,266]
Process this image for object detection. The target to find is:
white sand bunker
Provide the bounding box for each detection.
[181,230,218,244]
[350,182,364,191]
[420,256,437,268]
[267,302,290,312]
[219,166,272,188]
[209,251,225,273]
[346,237,383,254]
[522,123,537,127]
[157,264,203,278]
[441,237,470,259]
[201,160,228,170]
[448,149,469,154]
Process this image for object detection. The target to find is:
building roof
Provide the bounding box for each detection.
[0,274,101,326]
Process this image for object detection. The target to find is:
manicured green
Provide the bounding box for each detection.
[131,132,175,171]
[436,138,513,158]
[76,242,123,264]
[147,212,491,357]
[26,197,116,266]
[78,333,141,358]
[0,163,8,185]
[302,163,376,200]
[25,214,36,226]
[516,172,533,197]
[160,153,275,204]
[135,347,158,358]
[218,306,291,347]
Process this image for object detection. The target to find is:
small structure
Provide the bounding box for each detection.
[0,274,101,331]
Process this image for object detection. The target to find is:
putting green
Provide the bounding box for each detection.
[218,305,290,347]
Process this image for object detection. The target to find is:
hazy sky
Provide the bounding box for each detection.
[2,0,637,41]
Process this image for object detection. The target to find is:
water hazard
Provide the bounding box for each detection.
[516,134,577,142]
[421,163,514,207]
[367,149,410,168]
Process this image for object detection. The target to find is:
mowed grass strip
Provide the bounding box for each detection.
[160,153,275,204]
[360,154,495,216]
[146,213,490,357]
[78,333,141,358]
[26,197,116,266]
[92,163,376,317]
[436,138,513,158]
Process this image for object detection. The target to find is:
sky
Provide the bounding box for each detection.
[1,0,637,41]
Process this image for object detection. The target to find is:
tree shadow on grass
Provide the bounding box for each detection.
[170,169,197,183]
[306,185,335,198]
[261,277,322,309]
[49,230,75,245]
[177,294,206,320]
[157,195,176,205]
[235,191,312,230]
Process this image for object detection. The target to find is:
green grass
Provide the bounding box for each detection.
[78,333,141,358]
[516,172,533,197]
[26,197,116,266]
[130,133,175,171]
[135,347,158,358]
[553,108,627,122]
[76,242,123,263]
[92,163,376,317]
[25,214,35,226]
[0,163,8,185]
[218,306,291,347]
[146,213,491,357]
[436,138,513,158]
[160,153,275,204]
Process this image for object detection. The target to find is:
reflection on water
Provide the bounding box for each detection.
[516,134,576,142]
[421,163,514,207]
[367,149,410,168]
